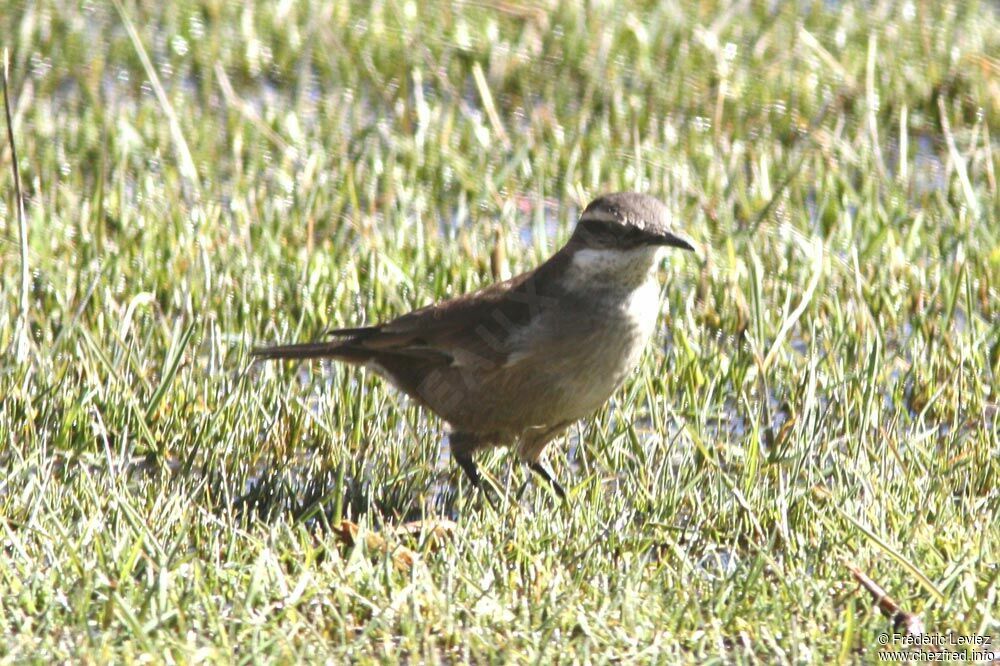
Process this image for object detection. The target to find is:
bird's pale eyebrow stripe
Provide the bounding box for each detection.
[579,208,620,224]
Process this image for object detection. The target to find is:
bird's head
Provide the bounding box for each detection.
[570,192,696,253]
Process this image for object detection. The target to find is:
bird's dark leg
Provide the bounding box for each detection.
[518,423,571,500]
[454,451,484,490]
[528,461,567,499]
[450,432,497,507]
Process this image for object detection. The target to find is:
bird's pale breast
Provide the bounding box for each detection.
[429,272,662,434]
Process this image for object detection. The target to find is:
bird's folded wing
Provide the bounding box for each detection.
[337,274,552,370]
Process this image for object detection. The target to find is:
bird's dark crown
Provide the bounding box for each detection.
[571,192,695,252]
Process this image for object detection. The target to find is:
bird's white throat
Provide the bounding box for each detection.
[563,245,664,331]
[567,245,665,286]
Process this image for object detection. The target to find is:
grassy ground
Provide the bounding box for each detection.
[1,0,998,662]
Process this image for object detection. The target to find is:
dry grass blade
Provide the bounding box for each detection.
[832,503,945,603]
[214,62,296,157]
[845,561,926,637]
[471,62,511,150]
[392,519,459,550]
[762,235,823,371]
[2,49,31,362]
[333,520,419,571]
[937,94,981,218]
[110,0,200,198]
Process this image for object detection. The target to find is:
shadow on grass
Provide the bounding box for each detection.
[219,457,471,529]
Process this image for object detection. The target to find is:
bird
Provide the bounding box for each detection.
[253,192,696,499]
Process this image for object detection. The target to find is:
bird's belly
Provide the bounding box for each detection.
[541,314,652,419]
[444,282,660,432]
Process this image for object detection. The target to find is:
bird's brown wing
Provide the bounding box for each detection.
[338,269,553,369]
[254,250,570,369]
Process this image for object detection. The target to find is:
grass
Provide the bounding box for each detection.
[1,0,998,662]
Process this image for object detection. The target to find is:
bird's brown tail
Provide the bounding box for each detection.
[251,341,352,360]
[253,326,379,361]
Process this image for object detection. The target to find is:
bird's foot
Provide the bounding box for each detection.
[528,461,567,500]
[454,452,500,510]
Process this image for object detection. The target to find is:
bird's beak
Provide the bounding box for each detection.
[654,230,697,253]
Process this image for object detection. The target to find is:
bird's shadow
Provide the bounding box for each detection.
[213,456,481,530]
